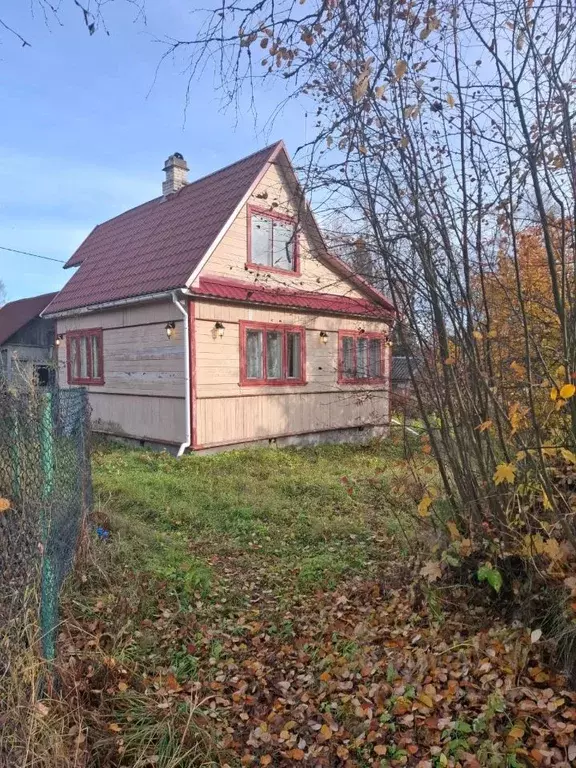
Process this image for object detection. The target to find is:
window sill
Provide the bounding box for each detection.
[69,378,105,387]
[239,379,307,388]
[338,377,388,386]
[244,261,301,278]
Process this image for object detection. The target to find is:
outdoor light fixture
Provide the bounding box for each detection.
[165,321,176,339]
[319,331,328,344]
[214,321,225,338]
[55,334,64,347]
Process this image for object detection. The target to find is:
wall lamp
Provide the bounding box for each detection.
[165,321,176,339]
[214,321,225,338]
[55,333,64,347]
[319,331,328,344]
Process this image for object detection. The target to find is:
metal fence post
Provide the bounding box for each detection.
[39,392,56,663]
[10,403,20,501]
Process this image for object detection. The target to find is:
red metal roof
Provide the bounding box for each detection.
[44,142,284,315]
[44,141,395,317]
[0,292,57,346]
[192,276,392,319]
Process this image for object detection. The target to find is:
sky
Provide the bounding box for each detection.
[0,0,308,303]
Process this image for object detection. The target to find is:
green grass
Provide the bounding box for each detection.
[91,439,413,600]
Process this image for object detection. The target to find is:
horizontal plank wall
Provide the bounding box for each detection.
[57,298,186,444]
[196,161,367,299]
[194,300,390,448]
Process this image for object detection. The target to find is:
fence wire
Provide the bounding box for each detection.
[0,383,91,664]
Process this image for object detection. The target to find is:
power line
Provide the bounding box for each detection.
[0,245,66,264]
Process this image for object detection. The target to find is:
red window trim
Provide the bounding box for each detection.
[239,320,307,387]
[338,330,388,385]
[246,204,301,276]
[66,328,105,386]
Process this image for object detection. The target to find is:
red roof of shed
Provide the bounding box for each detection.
[192,277,392,319]
[44,142,284,315]
[0,292,57,346]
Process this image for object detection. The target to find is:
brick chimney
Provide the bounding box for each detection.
[163,152,189,195]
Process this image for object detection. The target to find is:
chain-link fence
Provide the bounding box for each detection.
[0,383,91,665]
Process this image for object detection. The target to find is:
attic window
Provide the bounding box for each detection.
[248,206,299,273]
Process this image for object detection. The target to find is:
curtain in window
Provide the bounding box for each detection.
[79,337,88,378]
[369,338,382,378]
[272,221,295,270]
[91,335,100,379]
[266,331,282,378]
[357,338,368,378]
[246,330,263,378]
[70,339,78,379]
[251,215,272,266]
[342,336,354,378]
[286,332,301,378]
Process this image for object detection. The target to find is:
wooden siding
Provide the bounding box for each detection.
[194,299,390,448]
[57,298,186,444]
[195,162,367,299]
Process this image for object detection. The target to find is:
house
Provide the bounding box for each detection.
[43,142,395,454]
[0,292,57,386]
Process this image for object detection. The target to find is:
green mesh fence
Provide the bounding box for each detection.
[0,383,91,664]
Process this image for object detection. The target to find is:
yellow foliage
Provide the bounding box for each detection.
[560,384,575,399]
[417,495,433,517]
[493,463,516,485]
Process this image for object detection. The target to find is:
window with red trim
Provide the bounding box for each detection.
[240,322,306,386]
[248,207,298,273]
[66,329,104,385]
[339,331,387,383]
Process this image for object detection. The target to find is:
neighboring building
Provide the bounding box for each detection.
[43,142,395,453]
[0,292,57,385]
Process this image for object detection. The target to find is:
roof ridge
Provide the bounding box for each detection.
[2,291,57,308]
[184,140,283,189]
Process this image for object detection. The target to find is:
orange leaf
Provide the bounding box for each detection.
[260,757,272,766]
[285,748,305,761]
[318,724,332,741]
[0,498,10,514]
[108,723,122,733]
[319,671,331,682]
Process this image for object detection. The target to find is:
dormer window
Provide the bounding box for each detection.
[248,206,299,274]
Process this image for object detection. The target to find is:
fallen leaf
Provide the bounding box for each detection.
[530,628,543,644]
[420,560,442,583]
[494,462,516,485]
[0,498,10,513]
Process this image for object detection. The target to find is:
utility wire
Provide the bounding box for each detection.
[0,245,66,264]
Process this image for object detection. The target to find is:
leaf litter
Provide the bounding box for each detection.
[60,549,576,767]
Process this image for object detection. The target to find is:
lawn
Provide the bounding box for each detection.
[35,440,576,768]
[89,440,415,601]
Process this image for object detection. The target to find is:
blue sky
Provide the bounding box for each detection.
[0,1,308,302]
